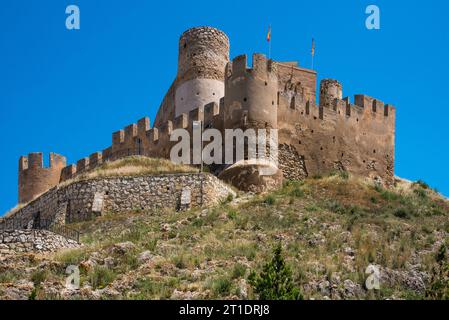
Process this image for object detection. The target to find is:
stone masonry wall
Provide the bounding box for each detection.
[16,26,396,201]
[5,173,234,226]
[0,230,80,255]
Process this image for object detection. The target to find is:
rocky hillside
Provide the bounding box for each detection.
[1,174,449,300]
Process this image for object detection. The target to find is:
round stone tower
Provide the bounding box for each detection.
[319,79,343,109]
[223,53,278,130]
[175,27,230,117]
[18,152,66,204]
[219,53,283,193]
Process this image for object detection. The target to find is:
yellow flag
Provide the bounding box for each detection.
[267,26,271,42]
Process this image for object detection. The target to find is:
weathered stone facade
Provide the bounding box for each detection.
[0,230,80,255]
[4,173,234,226]
[15,26,396,204]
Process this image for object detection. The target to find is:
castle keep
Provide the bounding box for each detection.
[17,26,396,204]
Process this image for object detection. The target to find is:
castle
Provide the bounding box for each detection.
[17,26,396,205]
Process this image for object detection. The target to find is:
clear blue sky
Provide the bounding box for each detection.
[1,0,448,215]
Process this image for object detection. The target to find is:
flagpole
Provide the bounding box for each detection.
[269,39,271,59]
[268,24,271,59]
[311,38,315,70]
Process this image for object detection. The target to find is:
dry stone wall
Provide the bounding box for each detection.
[4,173,234,226]
[0,230,80,255]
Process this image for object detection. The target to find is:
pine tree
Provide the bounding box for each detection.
[249,243,302,300]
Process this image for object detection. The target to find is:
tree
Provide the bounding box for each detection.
[249,243,302,300]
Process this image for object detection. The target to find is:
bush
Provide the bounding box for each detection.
[31,269,48,286]
[0,271,17,284]
[145,238,158,251]
[394,208,410,219]
[325,200,345,214]
[414,180,429,190]
[289,187,304,198]
[339,171,349,180]
[89,266,115,290]
[213,277,232,296]
[264,195,276,206]
[414,188,427,200]
[56,248,89,265]
[305,204,319,212]
[248,244,302,300]
[331,170,349,180]
[172,254,187,269]
[231,263,247,279]
[380,189,401,201]
[227,209,238,220]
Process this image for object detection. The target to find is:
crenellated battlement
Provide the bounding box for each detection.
[318,79,395,120]
[58,100,227,182]
[18,153,66,204]
[228,54,277,80]
[19,153,66,173]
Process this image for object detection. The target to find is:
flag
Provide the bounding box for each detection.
[311,38,315,57]
[267,26,271,42]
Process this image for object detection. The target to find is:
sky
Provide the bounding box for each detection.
[0,0,448,215]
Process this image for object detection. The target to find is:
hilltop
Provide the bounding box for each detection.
[1,174,449,300]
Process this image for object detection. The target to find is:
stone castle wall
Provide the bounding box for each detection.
[277,81,395,185]
[15,26,396,204]
[4,173,234,227]
[0,230,80,255]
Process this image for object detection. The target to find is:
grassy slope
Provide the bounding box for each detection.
[1,174,449,300]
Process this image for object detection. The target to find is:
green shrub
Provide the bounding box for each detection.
[0,271,17,284]
[289,187,304,198]
[227,209,238,220]
[414,188,427,200]
[325,200,345,214]
[380,189,401,201]
[305,204,319,212]
[264,195,276,206]
[248,244,302,300]
[213,277,232,296]
[132,277,178,300]
[89,266,115,290]
[394,208,410,219]
[192,218,204,227]
[414,180,429,190]
[145,238,158,251]
[338,171,349,180]
[232,263,247,279]
[31,269,48,286]
[172,254,187,269]
[56,248,89,265]
[29,288,37,300]
[235,215,250,230]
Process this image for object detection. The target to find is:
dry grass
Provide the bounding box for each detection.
[61,157,197,186]
[3,173,449,300]
[1,157,197,217]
